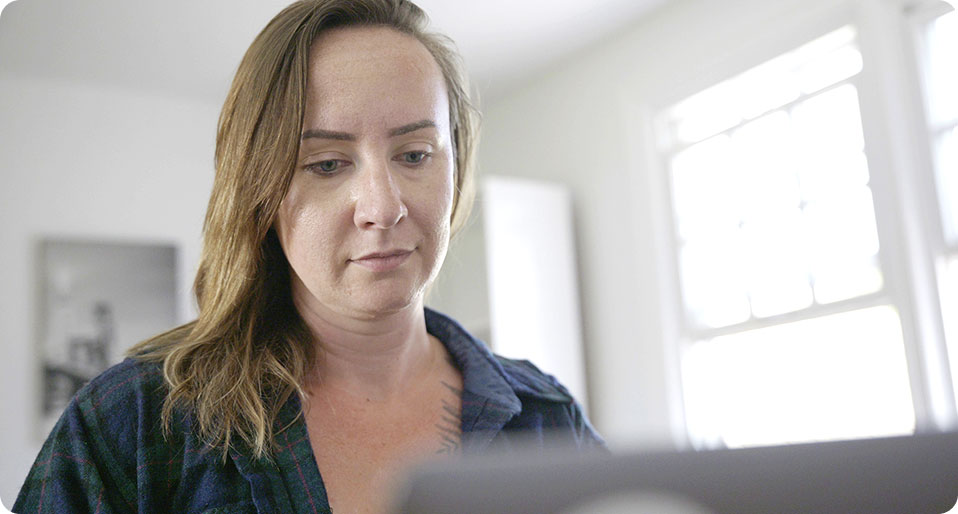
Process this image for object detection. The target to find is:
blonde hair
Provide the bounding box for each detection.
[128,0,480,462]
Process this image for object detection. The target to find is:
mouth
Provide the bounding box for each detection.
[349,249,414,272]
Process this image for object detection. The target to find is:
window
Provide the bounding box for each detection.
[919,8,958,245]
[658,24,934,449]
[913,3,958,407]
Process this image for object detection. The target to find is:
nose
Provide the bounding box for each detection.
[353,161,407,229]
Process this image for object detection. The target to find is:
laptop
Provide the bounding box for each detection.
[394,431,958,513]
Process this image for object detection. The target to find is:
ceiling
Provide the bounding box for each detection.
[0,0,667,105]
[411,0,669,99]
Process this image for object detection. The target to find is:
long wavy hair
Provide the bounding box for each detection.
[127,0,480,463]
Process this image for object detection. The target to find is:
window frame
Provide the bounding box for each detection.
[661,68,890,342]
[907,0,958,255]
[644,0,958,449]
[903,0,958,424]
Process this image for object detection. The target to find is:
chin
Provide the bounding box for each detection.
[348,284,426,318]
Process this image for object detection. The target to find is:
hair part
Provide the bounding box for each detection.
[127,0,480,463]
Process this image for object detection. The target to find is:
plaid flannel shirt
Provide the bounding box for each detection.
[14,308,604,513]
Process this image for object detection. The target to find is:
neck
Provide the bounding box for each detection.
[295,297,439,402]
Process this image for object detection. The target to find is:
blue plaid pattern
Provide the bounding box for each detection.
[14,308,604,513]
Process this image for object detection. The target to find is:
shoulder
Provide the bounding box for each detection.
[73,357,169,427]
[494,355,607,449]
[60,356,183,480]
[424,307,572,405]
[79,356,167,402]
[69,357,174,464]
[14,358,176,512]
[493,355,574,404]
[423,308,605,447]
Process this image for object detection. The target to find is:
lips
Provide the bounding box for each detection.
[350,249,414,272]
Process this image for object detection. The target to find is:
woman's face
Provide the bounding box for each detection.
[275,26,455,320]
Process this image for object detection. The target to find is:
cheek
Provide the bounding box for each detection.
[422,174,454,283]
[423,170,455,261]
[277,192,340,270]
[422,167,455,236]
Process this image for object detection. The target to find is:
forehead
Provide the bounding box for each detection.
[305,26,448,128]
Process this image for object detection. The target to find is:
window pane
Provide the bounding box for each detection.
[936,127,958,244]
[672,82,744,144]
[797,151,870,204]
[682,306,916,448]
[791,84,865,154]
[926,9,958,125]
[735,58,800,120]
[670,135,740,241]
[679,235,751,329]
[666,28,884,327]
[741,211,814,318]
[797,45,863,95]
[938,256,958,409]
[732,111,801,224]
[669,25,861,145]
[803,187,883,303]
[790,24,857,72]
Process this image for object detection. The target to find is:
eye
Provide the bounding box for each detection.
[398,151,431,166]
[305,159,347,175]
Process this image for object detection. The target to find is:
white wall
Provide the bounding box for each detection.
[0,77,217,506]
[477,0,879,448]
[426,204,491,341]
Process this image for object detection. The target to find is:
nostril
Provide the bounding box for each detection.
[352,166,408,229]
[354,197,406,229]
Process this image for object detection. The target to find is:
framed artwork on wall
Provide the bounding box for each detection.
[36,239,177,435]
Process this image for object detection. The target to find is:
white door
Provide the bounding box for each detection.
[482,176,588,411]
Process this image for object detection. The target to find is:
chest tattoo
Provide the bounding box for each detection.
[435,380,463,454]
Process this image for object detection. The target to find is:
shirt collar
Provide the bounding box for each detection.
[424,307,523,415]
[424,307,573,404]
[234,308,545,467]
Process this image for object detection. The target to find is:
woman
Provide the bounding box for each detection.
[14,0,603,512]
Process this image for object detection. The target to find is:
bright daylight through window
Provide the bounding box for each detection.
[659,26,917,449]
[917,5,958,407]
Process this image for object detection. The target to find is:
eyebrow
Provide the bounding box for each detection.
[301,128,354,141]
[388,119,436,137]
[300,119,437,141]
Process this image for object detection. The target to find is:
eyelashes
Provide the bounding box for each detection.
[304,159,349,175]
[399,150,430,165]
[304,151,434,176]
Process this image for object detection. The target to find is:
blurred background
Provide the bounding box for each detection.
[1,0,956,505]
